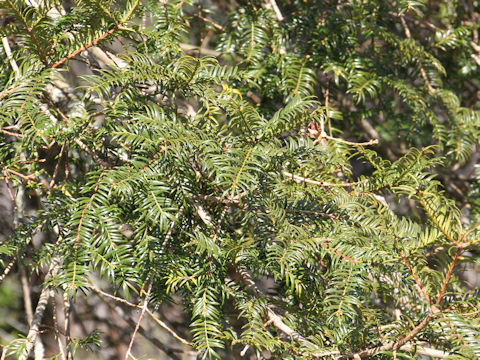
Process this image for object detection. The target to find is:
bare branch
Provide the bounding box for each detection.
[195,14,223,30]
[89,284,192,346]
[1,36,19,75]
[107,303,183,360]
[50,290,66,360]
[124,280,153,360]
[265,0,284,21]
[399,15,435,94]
[19,256,61,360]
[314,135,378,147]
[283,170,368,187]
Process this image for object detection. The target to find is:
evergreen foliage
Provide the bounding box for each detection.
[0,0,480,359]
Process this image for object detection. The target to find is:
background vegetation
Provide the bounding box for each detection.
[1,0,480,359]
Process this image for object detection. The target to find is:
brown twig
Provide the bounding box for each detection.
[435,248,462,305]
[20,266,34,326]
[399,15,435,94]
[49,141,67,189]
[101,299,183,360]
[283,170,368,187]
[4,168,36,182]
[195,194,243,207]
[212,206,228,243]
[315,238,358,262]
[0,84,24,100]
[139,145,167,172]
[401,255,432,304]
[350,248,463,358]
[51,26,119,68]
[470,41,480,67]
[1,129,24,137]
[195,14,223,31]
[124,280,153,360]
[3,172,16,204]
[159,0,170,24]
[64,291,72,360]
[390,12,442,32]
[89,284,191,346]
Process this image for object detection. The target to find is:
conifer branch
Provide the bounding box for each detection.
[1,1,478,358]
[440,313,468,347]
[417,191,458,245]
[5,0,49,65]
[352,312,435,357]
[373,197,432,304]
[70,172,105,290]
[159,0,170,24]
[231,264,449,359]
[161,205,185,249]
[74,172,105,248]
